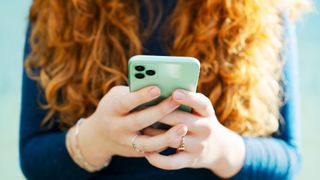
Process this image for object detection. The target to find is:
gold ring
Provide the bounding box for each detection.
[131,134,144,153]
[177,136,186,152]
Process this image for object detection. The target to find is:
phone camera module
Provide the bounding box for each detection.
[146,70,156,76]
[135,73,145,79]
[135,65,145,71]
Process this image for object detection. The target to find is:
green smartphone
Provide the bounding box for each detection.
[128,55,200,112]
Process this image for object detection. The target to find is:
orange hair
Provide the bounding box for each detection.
[25,0,309,135]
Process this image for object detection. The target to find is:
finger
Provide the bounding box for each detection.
[136,124,188,152]
[144,152,193,170]
[179,136,204,153]
[165,134,200,153]
[141,127,201,153]
[142,127,166,136]
[159,110,205,134]
[130,135,200,158]
[172,89,214,116]
[113,86,161,114]
[126,97,180,131]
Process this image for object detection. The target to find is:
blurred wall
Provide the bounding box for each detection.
[0,0,319,179]
[296,1,320,179]
[0,0,31,179]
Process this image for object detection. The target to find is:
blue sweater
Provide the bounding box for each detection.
[19,1,301,179]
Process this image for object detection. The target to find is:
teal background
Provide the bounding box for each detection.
[0,1,319,179]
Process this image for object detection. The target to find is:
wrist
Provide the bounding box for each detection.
[209,125,246,178]
[79,117,113,167]
[66,117,113,172]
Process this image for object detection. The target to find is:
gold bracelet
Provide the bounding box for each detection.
[66,118,111,172]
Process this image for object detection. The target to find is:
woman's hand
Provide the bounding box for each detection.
[142,89,246,178]
[75,86,188,169]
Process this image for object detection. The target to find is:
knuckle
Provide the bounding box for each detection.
[134,119,146,130]
[109,86,123,94]
[200,102,210,112]
[137,87,154,101]
[202,104,213,115]
[108,86,118,94]
[108,86,129,99]
[196,93,212,110]
[138,140,147,151]
[100,92,115,107]
[185,92,195,101]
[117,98,126,109]
[197,93,207,100]
[158,104,170,116]
[204,101,214,112]
[195,92,204,99]
[167,129,181,147]
[197,141,206,152]
[201,123,213,137]
[136,90,149,101]
[159,107,168,116]
[168,134,180,147]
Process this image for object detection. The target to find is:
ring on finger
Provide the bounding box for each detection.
[177,135,186,152]
[131,134,144,153]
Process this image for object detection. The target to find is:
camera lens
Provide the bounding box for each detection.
[135,66,145,71]
[135,73,145,79]
[146,70,156,76]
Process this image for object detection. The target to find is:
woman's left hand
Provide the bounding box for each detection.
[142,89,245,178]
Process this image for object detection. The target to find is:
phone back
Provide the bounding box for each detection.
[128,55,200,112]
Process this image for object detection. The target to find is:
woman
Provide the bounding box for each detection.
[20,0,309,179]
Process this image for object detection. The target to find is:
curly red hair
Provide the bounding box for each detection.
[25,0,309,135]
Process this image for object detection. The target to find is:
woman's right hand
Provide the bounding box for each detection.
[75,86,188,168]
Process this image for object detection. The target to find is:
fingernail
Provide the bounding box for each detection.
[174,90,185,100]
[149,87,160,97]
[176,126,187,136]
